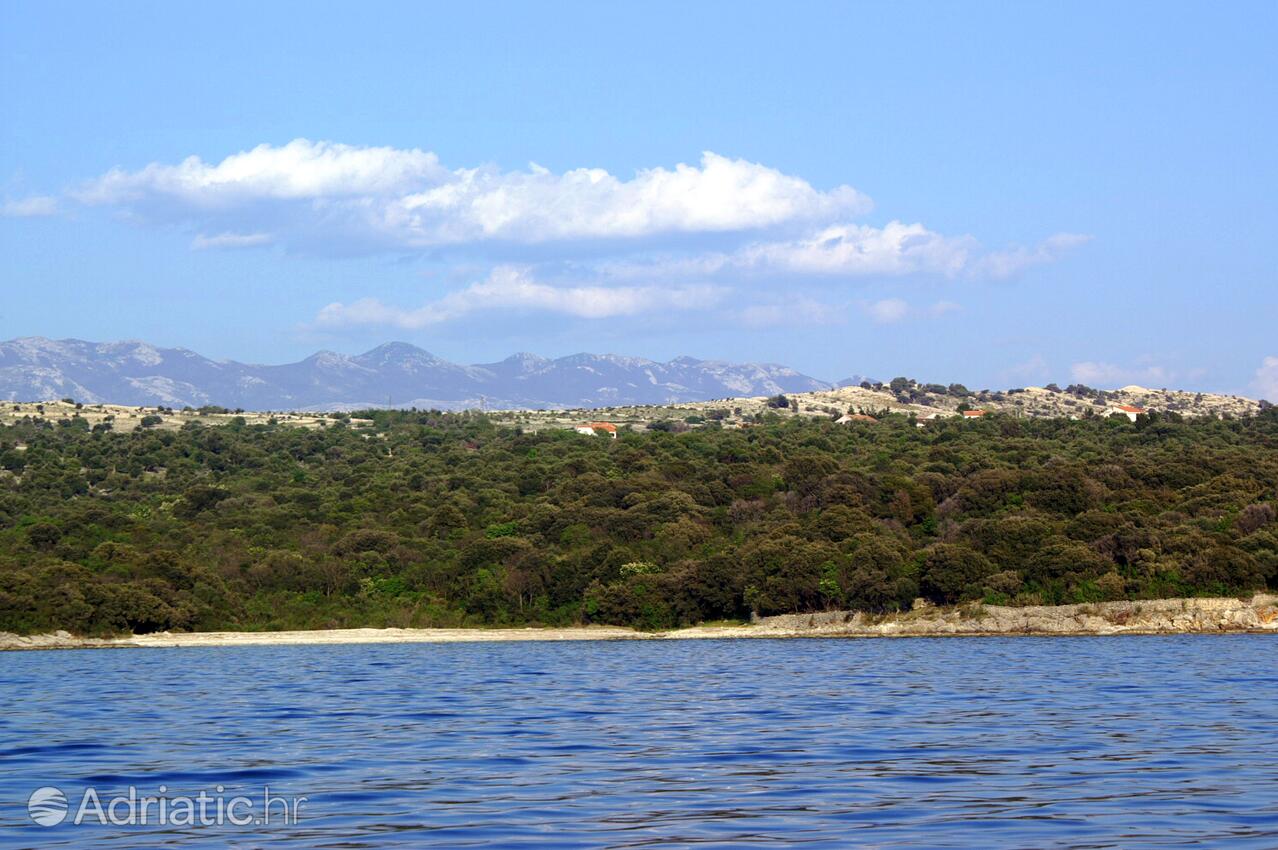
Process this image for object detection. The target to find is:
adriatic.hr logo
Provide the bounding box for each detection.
[24,784,306,827]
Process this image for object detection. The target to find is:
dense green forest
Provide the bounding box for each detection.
[1,407,1276,635]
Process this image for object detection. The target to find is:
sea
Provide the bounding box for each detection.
[2,636,1276,848]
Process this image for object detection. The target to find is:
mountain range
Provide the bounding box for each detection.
[0,337,832,411]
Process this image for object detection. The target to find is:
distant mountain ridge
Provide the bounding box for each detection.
[0,337,831,411]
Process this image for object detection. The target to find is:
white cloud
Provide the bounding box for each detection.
[599,223,1088,282]
[865,298,911,324]
[850,297,961,326]
[314,266,724,329]
[2,195,58,217]
[975,233,1093,279]
[1070,360,1177,388]
[743,222,976,277]
[191,231,272,250]
[731,294,958,329]
[736,296,843,328]
[77,139,870,249]
[740,225,1088,279]
[1001,354,1051,385]
[1254,356,1278,401]
[79,139,446,204]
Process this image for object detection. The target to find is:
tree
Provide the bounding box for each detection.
[920,544,995,604]
[842,538,916,612]
[175,484,230,517]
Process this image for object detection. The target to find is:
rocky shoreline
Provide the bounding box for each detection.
[2,595,1276,651]
[731,594,1278,638]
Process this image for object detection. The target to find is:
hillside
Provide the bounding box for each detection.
[0,379,1263,439]
[488,378,1264,434]
[1,407,1275,636]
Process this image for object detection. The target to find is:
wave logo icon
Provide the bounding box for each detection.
[28,786,69,826]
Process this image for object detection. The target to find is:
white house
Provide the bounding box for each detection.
[575,422,618,438]
[1104,404,1146,422]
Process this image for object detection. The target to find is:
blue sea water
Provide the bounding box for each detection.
[1,636,1277,848]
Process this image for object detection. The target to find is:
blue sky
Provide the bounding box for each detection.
[2,1,1276,397]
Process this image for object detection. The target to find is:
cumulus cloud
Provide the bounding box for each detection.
[2,195,58,217]
[79,140,446,204]
[1254,356,1278,401]
[76,139,870,250]
[40,139,1090,331]
[315,266,724,329]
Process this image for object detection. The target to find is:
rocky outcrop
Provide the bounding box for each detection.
[0,630,139,650]
[746,595,1278,637]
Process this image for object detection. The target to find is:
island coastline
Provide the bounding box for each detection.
[4,595,1275,651]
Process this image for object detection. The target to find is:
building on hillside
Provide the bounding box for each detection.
[575,422,618,438]
[835,413,878,424]
[961,409,988,418]
[1104,404,1146,422]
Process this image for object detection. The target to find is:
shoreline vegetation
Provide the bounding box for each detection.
[2,408,1276,638]
[4,595,1275,650]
